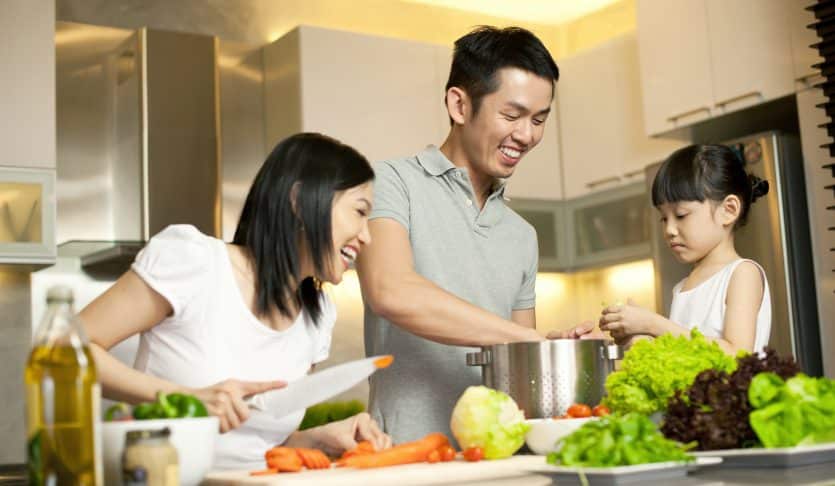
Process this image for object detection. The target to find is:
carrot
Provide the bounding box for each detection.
[337,433,449,469]
[341,440,377,460]
[265,447,303,472]
[296,448,331,470]
[249,468,278,476]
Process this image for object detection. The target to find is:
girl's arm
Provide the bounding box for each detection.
[717,261,763,354]
[624,262,764,355]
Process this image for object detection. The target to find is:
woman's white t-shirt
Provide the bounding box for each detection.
[669,258,771,354]
[130,225,336,470]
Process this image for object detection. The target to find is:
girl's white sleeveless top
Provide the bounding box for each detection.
[669,259,771,354]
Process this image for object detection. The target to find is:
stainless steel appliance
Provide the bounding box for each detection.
[55,22,220,275]
[466,340,622,419]
[646,131,822,375]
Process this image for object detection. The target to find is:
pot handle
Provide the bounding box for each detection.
[606,344,624,360]
[466,350,491,366]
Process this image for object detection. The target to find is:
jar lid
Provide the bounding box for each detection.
[125,427,171,445]
[46,285,74,304]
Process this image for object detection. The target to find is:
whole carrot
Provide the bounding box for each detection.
[337,433,449,469]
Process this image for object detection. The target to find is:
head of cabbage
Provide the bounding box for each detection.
[450,386,530,459]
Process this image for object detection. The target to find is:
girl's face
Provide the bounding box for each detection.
[656,199,735,264]
[322,181,373,285]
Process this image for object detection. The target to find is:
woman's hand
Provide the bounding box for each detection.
[188,379,286,433]
[284,412,391,457]
[599,298,661,338]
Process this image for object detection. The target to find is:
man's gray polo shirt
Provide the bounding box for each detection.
[363,145,538,444]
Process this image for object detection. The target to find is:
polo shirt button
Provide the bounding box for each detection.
[465,198,473,206]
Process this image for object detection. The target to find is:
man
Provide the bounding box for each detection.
[356,26,592,444]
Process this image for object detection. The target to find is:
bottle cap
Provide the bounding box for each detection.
[125,427,172,445]
[46,285,74,304]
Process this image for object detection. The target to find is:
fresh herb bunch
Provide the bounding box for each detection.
[661,348,799,450]
[603,329,737,415]
[547,413,693,467]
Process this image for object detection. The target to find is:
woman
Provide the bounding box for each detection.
[81,133,391,470]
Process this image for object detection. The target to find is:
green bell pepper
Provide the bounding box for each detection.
[158,392,209,418]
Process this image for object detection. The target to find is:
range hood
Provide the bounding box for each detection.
[56,23,220,275]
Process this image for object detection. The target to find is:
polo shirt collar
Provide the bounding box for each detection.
[417,145,509,198]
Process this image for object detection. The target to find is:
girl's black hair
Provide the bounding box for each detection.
[233,132,374,322]
[651,144,769,228]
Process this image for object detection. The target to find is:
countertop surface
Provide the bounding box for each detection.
[203,454,835,486]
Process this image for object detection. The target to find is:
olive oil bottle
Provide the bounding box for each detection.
[25,286,101,485]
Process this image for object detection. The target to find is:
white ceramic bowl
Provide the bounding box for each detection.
[102,417,219,486]
[524,417,598,455]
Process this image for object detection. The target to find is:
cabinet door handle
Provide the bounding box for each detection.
[715,91,763,108]
[623,168,645,179]
[666,106,710,123]
[585,176,622,189]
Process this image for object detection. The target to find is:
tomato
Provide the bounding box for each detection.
[462,447,484,462]
[426,450,440,463]
[592,404,610,417]
[438,445,456,462]
[566,404,592,418]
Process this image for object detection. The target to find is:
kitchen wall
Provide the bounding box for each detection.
[0,0,56,464]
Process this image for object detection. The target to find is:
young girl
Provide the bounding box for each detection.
[599,144,771,355]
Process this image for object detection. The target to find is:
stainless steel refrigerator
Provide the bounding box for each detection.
[645,132,822,375]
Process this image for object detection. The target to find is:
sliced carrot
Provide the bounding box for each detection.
[296,448,331,470]
[250,468,279,476]
[338,433,449,469]
[266,448,303,473]
[340,440,376,460]
[426,450,440,463]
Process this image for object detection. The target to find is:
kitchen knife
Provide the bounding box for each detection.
[244,355,393,430]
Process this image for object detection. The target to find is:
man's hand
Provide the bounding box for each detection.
[545,321,605,340]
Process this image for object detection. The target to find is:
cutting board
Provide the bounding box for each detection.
[203,455,547,485]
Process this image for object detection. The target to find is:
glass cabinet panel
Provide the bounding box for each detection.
[0,168,55,264]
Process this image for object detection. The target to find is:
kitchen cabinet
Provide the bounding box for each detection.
[795,88,835,378]
[264,26,447,164]
[790,1,824,89]
[558,32,683,199]
[637,0,795,136]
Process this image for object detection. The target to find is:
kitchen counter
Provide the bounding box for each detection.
[203,455,835,485]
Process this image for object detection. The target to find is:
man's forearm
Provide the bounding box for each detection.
[370,272,542,346]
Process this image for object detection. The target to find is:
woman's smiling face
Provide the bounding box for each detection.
[322,181,374,284]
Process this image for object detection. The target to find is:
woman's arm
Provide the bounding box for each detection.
[80,270,179,403]
[80,270,285,432]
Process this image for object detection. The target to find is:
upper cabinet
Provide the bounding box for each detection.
[264,26,448,163]
[637,0,797,136]
[558,32,684,199]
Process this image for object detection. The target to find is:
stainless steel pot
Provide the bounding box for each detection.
[466,339,622,419]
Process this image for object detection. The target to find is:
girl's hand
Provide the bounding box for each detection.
[599,298,661,338]
[189,379,287,433]
[285,412,391,457]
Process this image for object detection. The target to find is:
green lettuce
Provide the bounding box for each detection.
[450,386,530,459]
[603,329,736,415]
[547,413,693,467]
[749,373,835,447]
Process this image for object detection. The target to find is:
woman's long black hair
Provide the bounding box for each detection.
[651,144,769,228]
[233,133,374,322]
